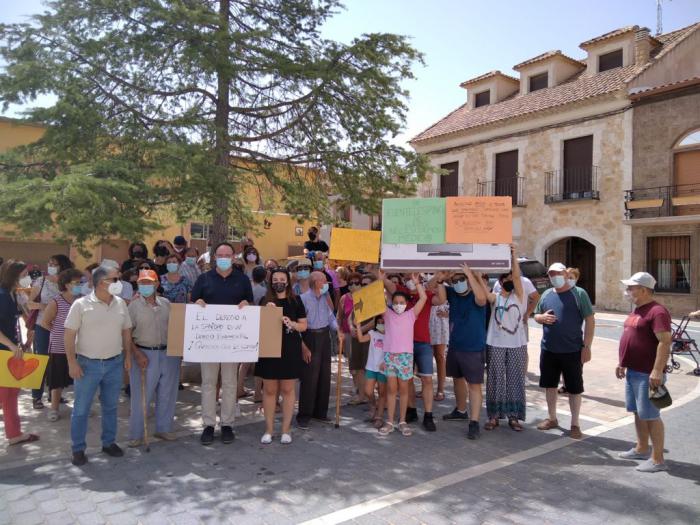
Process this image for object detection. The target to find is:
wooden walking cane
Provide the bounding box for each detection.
[334,332,344,428]
[141,367,150,452]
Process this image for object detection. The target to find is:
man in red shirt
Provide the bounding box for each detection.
[616,272,671,473]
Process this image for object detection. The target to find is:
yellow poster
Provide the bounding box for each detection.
[0,351,49,389]
[329,228,382,263]
[352,280,387,323]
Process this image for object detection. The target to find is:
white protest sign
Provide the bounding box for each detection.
[183,305,262,363]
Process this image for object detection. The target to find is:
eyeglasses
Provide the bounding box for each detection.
[348,281,361,286]
[451,277,467,284]
[297,267,312,272]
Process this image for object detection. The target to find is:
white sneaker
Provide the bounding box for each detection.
[260,433,273,444]
[635,458,669,473]
[47,410,60,422]
[619,448,650,460]
[280,433,292,445]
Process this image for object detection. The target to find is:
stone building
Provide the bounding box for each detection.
[411,23,699,312]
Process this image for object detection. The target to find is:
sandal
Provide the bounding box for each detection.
[9,433,40,446]
[398,422,413,437]
[508,417,523,432]
[484,418,499,431]
[378,422,395,436]
[32,399,44,410]
[372,418,384,429]
[434,391,445,402]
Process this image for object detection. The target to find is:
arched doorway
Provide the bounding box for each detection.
[545,237,596,304]
[673,129,700,216]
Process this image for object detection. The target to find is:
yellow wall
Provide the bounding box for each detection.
[0,118,45,153]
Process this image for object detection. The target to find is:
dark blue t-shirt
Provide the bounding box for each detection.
[446,288,486,352]
[0,287,19,350]
[191,268,254,306]
[536,288,592,354]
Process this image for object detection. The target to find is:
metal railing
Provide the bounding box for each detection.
[477,176,526,207]
[624,182,700,219]
[544,166,600,203]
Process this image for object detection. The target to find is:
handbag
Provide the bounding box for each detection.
[25,277,45,331]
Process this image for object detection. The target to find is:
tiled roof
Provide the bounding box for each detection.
[411,23,699,145]
[579,25,638,48]
[459,70,518,87]
[513,50,584,70]
[629,76,700,99]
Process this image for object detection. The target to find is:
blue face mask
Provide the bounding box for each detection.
[166,263,179,273]
[139,284,155,297]
[185,257,196,266]
[71,285,83,296]
[550,275,566,288]
[297,269,310,280]
[320,283,329,295]
[453,280,469,295]
[81,281,92,296]
[216,258,232,271]
[313,261,324,270]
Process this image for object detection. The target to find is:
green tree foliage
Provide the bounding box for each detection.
[0,0,428,252]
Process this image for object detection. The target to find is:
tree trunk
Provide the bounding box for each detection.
[211,0,231,251]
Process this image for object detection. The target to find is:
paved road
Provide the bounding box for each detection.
[2,312,699,525]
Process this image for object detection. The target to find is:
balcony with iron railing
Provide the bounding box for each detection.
[544,166,600,204]
[477,176,526,207]
[624,182,700,220]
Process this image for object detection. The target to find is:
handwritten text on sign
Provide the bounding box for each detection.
[445,196,512,244]
[382,198,446,244]
[183,305,261,363]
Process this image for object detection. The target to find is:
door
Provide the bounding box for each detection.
[563,136,593,196]
[439,162,459,197]
[673,149,700,216]
[495,150,518,204]
[545,236,596,304]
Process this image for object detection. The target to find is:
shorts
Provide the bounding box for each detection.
[365,369,387,384]
[383,352,414,381]
[625,368,662,420]
[446,350,485,384]
[413,342,434,376]
[349,338,369,371]
[539,351,584,394]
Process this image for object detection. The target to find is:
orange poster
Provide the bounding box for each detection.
[445,196,512,244]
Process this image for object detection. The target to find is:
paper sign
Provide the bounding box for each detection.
[445,197,512,244]
[329,228,381,263]
[167,304,282,362]
[382,198,446,244]
[352,280,387,323]
[0,350,49,389]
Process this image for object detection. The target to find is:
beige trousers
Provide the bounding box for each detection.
[201,362,238,427]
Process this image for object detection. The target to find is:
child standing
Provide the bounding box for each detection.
[355,315,387,429]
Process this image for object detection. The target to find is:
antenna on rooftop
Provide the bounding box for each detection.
[656,0,671,36]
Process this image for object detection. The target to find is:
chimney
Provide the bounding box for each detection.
[635,27,652,65]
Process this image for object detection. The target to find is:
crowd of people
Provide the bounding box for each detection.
[0,227,673,473]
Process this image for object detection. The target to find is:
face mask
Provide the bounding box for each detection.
[313,261,324,270]
[133,251,144,258]
[71,285,83,296]
[453,280,469,295]
[47,266,58,276]
[297,270,310,280]
[216,258,232,271]
[623,290,634,302]
[185,257,196,266]
[567,279,577,288]
[502,281,515,293]
[166,263,179,273]
[375,323,385,333]
[320,283,329,295]
[405,280,417,291]
[308,232,317,240]
[81,281,92,296]
[271,282,287,294]
[349,284,360,292]
[108,281,123,296]
[246,253,257,263]
[549,275,566,288]
[392,303,407,314]
[18,276,32,289]
[139,284,155,297]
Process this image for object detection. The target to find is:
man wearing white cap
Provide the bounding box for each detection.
[616,272,671,472]
[534,262,595,439]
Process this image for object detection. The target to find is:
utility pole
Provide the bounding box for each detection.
[657,0,671,36]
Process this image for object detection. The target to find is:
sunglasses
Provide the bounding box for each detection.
[102,277,120,283]
[348,281,361,286]
[297,266,312,272]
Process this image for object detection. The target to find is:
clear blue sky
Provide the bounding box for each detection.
[3,0,699,146]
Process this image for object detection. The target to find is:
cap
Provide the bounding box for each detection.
[621,272,656,290]
[101,259,119,270]
[137,270,158,283]
[648,384,672,409]
[547,262,567,273]
[174,235,187,246]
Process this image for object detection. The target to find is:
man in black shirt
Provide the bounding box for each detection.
[191,242,254,446]
[303,226,329,254]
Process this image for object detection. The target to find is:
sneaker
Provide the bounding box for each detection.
[635,458,669,473]
[71,451,88,466]
[619,448,651,460]
[200,426,215,446]
[221,426,235,444]
[154,432,177,441]
[280,433,292,444]
[101,443,124,457]
[443,408,469,421]
[422,413,436,432]
[260,433,273,445]
[467,421,480,440]
[405,407,418,423]
[47,409,60,422]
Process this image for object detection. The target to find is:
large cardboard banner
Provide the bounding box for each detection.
[352,280,387,323]
[445,196,512,244]
[0,351,49,389]
[329,227,381,263]
[167,304,282,362]
[382,198,446,244]
[380,243,511,271]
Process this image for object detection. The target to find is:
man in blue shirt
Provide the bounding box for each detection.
[534,262,595,439]
[297,271,340,429]
[191,242,254,446]
[436,264,488,440]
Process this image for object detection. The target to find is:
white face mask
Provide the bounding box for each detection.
[392,303,407,314]
[18,275,32,289]
[567,279,577,288]
[375,323,385,333]
[405,280,416,291]
[246,253,257,262]
[108,281,123,296]
[47,266,58,276]
[623,290,635,302]
[549,275,566,289]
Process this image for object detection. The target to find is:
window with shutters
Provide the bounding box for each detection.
[529,72,548,92]
[598,49,623,72]
[474,90,490,108]
[439,162,459,197]
[646,236,691,293]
